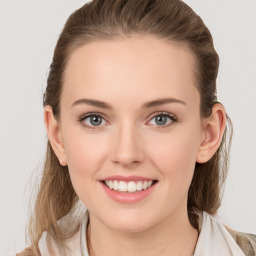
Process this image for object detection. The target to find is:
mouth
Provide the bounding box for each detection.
[100,180,158,193]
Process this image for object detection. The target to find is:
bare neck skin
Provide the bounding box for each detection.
[86,205,199,256]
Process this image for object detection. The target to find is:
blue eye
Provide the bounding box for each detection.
[79,113,107,129]
[148,112,177,128]
[79,112,177,130]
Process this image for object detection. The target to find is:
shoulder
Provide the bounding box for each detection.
[38,223,81,255]
[195,210,256,255]
[16,215,83,256]
[16,227,81,256]
[225,226,256,256]
[16,247,35,256]
[16,207,87,256]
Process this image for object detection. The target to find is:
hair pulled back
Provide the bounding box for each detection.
[29,0,232,254]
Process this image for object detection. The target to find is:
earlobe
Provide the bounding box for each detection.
[196,103,226,163]
[44,105,67,166]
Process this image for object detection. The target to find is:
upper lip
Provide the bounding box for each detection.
[101,175,156,182]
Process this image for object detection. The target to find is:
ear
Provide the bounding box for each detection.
[196,103,226,163]
[44,105,67,166]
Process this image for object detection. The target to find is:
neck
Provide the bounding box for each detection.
[86,209,199,256]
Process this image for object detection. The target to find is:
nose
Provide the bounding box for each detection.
[110,121,145,168]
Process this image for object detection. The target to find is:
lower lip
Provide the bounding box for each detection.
[100,181,157,204]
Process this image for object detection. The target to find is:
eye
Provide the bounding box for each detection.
[148,112,177,129]
[79,113,107,129]
[78,111,177,130]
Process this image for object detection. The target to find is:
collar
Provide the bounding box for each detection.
[39,209,245,256]
[80,210,245,256]
[194,211,245,256]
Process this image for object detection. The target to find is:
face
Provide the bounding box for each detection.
[58,36,205,232]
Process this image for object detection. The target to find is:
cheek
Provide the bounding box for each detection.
[64,132,107,174]
[147,122,202,186]
[63,130,108,200]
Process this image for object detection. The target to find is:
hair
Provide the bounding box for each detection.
[27,0,234,254]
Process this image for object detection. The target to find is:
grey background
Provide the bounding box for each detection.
[0,0,255,255]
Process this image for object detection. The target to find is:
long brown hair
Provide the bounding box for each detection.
[28,0,233,254]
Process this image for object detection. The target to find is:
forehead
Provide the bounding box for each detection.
[62,36,199,109]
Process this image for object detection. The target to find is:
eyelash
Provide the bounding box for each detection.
[78,111,178,130]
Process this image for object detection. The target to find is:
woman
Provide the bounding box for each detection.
[17,0,256,255]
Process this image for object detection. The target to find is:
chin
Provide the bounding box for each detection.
[104,213,156,233]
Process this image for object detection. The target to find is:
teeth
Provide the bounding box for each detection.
[127,181,137,192]
[147,180,153,187]
[109,180,113,189]
[142,181,148,190]
[119,181,127,192]
[113,180,119,190]
[136,181,143,191]
[104,180,155,193]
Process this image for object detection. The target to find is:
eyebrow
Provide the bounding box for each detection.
[71,97,187,109]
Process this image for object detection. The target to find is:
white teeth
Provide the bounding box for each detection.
[113,180,119,190]
[147,180,153,187]
[109,180,113,189]
[119,181,127,192]
[104,180,155,193]
[136,181,143,191]
[127,181,136,192]
[142,181,148,190]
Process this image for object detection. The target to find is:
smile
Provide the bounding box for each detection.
[103,180,156,193]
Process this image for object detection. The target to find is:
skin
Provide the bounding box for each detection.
[44,35,226,256]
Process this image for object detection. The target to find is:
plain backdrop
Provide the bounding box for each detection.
[0,0,255,255]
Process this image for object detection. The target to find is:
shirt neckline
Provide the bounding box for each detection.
[80,210,202,256]
[79,210,245,256]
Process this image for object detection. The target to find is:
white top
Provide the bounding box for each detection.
[38,210,246,256]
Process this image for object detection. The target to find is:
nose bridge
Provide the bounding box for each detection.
[110,119,144,167]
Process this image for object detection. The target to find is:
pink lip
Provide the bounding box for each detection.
[102,175,154,182]
[100,180,158,204]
